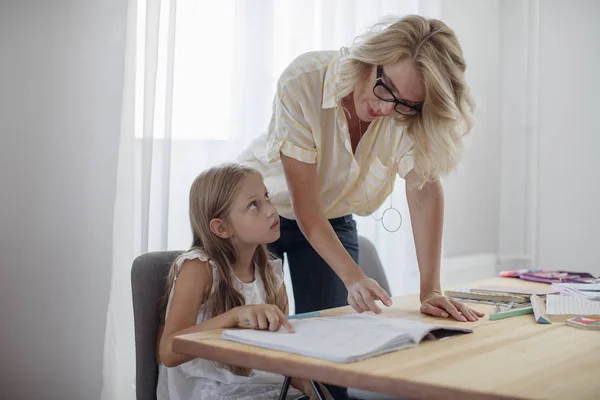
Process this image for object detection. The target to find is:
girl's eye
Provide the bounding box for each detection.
[249,201,258,210]
[265,192,270,201]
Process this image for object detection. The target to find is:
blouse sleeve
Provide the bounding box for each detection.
[396,149,415,178]
[395,128,415,178]
[265,80,318,164]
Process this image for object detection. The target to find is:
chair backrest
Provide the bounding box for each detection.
[131,250,182,400]
[358,236,391,294]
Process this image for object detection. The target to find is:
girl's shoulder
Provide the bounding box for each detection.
[176,248,210,266]
[173,249,215,284]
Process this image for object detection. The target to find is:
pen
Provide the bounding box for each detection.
[242,311,321,327]
[287,311,321,320]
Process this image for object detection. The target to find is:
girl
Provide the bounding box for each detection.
[156,163,330,400]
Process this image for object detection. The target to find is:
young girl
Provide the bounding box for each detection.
[156,163,330,400]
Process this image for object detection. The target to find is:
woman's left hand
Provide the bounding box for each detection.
[420,291,485,322]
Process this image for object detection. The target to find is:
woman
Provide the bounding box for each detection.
[239,15,484,324]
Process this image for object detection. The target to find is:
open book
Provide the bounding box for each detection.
[221,314,473,363]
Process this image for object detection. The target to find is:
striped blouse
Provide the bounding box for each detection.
[238,50,415,220]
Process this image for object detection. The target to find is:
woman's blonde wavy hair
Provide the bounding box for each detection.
[336,15,475,186]
[157,164,285,376]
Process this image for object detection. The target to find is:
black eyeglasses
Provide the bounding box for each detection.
[373,65,422,116]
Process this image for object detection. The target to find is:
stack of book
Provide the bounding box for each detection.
[551,283,600,301]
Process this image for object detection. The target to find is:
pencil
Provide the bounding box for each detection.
[489,306,533,321]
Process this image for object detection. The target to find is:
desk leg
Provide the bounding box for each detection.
[310,380,327,400]
[278,376,292,400]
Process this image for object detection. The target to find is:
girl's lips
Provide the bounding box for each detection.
[270,219,280,229]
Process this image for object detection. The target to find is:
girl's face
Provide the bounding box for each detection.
[225,173,280,246]
[352,59,425,122]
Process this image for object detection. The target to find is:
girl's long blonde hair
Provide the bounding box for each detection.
[336,15,475,187]
[158,164,284,376]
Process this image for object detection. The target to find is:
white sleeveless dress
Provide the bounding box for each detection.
[156,249,303,400]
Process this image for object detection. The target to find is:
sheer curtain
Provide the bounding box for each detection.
[102,1,439,399]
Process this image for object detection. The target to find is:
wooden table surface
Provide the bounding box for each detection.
[172,277,600,399]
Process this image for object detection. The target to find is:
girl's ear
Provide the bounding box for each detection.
[209,218,232,239]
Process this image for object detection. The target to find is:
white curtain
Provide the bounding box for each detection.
[102,1,440,399]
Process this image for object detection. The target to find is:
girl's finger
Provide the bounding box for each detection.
[274,308,295,333]
[245,314,258,329]
[265,311,281,331]
[256,312,269,330]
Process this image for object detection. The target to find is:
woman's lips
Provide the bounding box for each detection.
[367,103,380,118]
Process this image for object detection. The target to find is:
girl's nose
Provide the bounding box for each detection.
[265,202,276,217]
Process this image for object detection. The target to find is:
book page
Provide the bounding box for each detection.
[222,314,471,363]
[546,295,600,316]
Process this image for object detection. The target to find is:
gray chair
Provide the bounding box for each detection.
[132,250,182,400]
[131,236,391,400]
[357,236,391,295]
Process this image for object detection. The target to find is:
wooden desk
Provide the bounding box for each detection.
[173,277,600,399]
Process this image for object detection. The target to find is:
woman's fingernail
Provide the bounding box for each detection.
[442,312,448,318]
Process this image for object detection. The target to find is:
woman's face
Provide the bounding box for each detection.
[352,59,426,122]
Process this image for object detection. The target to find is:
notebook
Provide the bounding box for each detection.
[221,314,473,363]
[445,287,529,303]
[552,283,600,301]
[545,294,600,322]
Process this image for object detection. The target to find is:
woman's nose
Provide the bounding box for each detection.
[380,101,396,116]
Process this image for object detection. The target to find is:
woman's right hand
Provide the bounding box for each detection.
[346,276,393,314]
[234,304,295,333]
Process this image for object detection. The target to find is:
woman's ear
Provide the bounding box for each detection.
[209,218,232,239]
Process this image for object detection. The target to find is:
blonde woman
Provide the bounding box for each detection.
[239,15,484,338]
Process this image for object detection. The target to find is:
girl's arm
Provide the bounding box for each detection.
[159,259,295,367]
[158,259,237,367]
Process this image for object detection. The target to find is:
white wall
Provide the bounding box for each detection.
[498,0,600,276]
[440,0,503,258]
[537,0,600,275]
[440,0,600,279]
[0,1,127,399]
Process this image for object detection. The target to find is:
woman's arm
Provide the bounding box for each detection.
[281,154,392,313]
[405,172,444,300]
[405,171,484,322]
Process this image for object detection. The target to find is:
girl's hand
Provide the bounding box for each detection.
[420,292,485,322]
[235,304,295,332]
[346,276,393,314]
